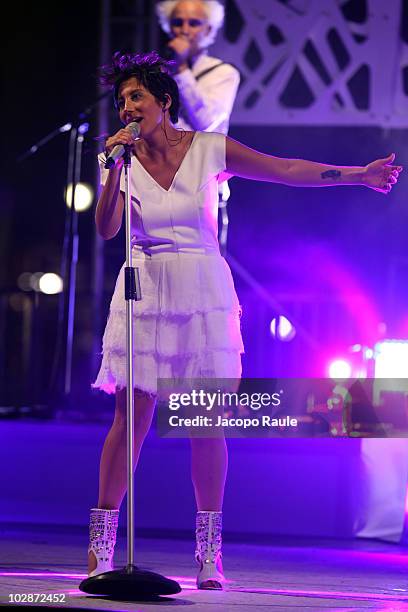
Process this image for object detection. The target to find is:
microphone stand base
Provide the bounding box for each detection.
[79,565,181,598]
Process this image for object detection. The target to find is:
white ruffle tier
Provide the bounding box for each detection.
[93,252,244,395]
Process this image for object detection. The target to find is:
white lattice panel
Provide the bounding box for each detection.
[212,0,408,126]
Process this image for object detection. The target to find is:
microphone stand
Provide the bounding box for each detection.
[79,147,181,598]
[58,95,112,400]
[64,122,89,395]
[19,92,112,405]
[47,118,89,403]
[17,123,73,163]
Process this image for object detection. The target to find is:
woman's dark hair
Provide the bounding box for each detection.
[98,51,180,124]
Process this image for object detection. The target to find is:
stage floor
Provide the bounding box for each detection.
[1,524,408,611]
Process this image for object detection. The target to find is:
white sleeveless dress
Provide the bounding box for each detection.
[93,131,244,395]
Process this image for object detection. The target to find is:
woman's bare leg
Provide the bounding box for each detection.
[190,436,228,589]
[88,387,156,573]
[190,437,228,511]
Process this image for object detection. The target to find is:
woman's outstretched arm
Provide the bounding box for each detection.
[225,137,402,194]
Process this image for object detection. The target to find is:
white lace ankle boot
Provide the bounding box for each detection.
[195,510,225,589]
[88,508,119,577]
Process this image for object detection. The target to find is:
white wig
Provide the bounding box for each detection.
[156,1,225,48]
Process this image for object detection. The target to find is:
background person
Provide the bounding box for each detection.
[156,0,240,252]
[156,0,240,134]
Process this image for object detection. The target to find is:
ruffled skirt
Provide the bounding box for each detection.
[93,250,244,395]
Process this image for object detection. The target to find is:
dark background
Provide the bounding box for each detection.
[2,2,102,409]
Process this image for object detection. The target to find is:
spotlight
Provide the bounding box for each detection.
[372,340,408,408]
[374,340,408,378]
[65,182,93,212]
[270,316,296,341]
[60,123,72,133]
[38,273,63,295]
[328,359,352,381]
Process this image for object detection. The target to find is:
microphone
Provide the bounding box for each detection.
[104,121,141,169]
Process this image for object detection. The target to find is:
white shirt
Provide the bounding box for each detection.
[174,53,240,135]
[98,131,227,255]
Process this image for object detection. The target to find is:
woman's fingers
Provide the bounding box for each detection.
[380,164,403,191]
[106,129,135,150]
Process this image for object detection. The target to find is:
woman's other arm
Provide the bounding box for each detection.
[225,137,402,194]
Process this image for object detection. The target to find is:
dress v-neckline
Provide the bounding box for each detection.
[133,131,198,193]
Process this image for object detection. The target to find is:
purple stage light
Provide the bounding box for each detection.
[325,341,378,380]
[0,571,194,591]
[3,568,408,602]
[228,586,408,602]
[328,358,352,380]
[271,243,382,347]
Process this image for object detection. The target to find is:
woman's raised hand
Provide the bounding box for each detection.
[105,128,137,156]
[363,153,403,194]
